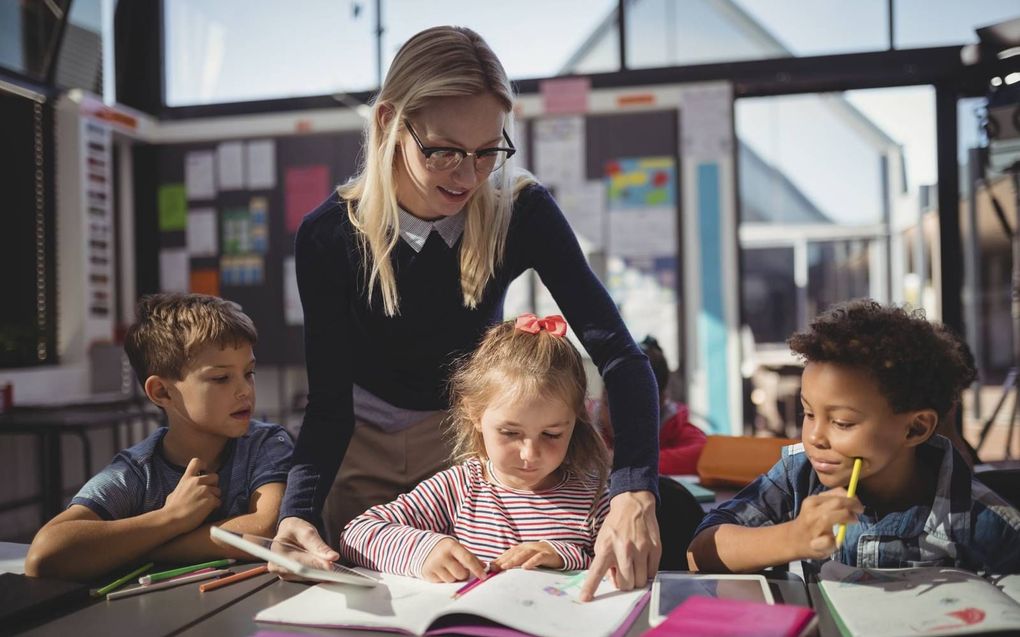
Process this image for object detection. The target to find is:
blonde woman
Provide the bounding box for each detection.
[275,25,661,600]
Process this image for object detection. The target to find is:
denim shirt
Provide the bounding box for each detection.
[696,435,1020,573]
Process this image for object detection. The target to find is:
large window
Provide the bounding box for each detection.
[164,0,378,106]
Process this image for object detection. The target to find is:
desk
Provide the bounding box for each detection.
[172,570,811,637]
[0,405,161,525]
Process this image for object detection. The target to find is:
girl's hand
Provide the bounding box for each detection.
[791,488,863,559]
[269,516,340,580]
[422,538,487,583]
[492,542,564,571]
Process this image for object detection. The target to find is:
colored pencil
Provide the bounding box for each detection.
[138,558,235,585]
[835,457,863,547]
[108,569,230,600]
[199,564,269,592]
[91,562,155,597]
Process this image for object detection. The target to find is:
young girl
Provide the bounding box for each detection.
[338,315,611,582]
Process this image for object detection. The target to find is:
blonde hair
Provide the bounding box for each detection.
[124,293,257,385]
[339,25,534,316]
[447,320,610,499]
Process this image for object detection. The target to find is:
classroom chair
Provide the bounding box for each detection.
[656,476,705,571]
[696,435,798,488]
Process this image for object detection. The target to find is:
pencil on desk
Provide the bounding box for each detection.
[199,564,269,592]
[835,457,863,547]
[139,558,235,585]
[108,568,230,600]
[91,562,154,597]
[452,567,502,599]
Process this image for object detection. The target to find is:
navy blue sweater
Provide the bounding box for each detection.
[282,183,659,523]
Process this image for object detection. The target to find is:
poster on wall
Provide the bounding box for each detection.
[158,184,187,232]
[217,141,244,190]
[246,139,277,189]
[83,120,114,341]
[533,116,585,189]
[285,165,330,233]
[185,150,216,200]
[187,208,218,257]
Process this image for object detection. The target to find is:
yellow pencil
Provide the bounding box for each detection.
[835,457,863,547]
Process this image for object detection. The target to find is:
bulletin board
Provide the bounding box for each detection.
[150,131,362,365]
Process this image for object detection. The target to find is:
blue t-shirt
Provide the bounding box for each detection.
[70,421,293,522]
[696,435,1020,573]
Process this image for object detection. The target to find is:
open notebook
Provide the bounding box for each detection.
[818,561,1020,637]
[255,568,649,637]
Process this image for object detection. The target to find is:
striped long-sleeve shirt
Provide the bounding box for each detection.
[339,458,611,578]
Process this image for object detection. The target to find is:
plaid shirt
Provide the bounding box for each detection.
[696,435,1020,573]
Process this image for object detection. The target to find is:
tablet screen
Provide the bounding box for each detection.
[650,574,773,625]
[210,527,378,587]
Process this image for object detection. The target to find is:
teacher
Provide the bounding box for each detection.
[275,25,661,600]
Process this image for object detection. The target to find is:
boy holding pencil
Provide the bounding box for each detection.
[688,300,1020,574]
[26,294,293,581]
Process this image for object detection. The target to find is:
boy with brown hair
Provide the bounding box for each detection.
[26,293,292,580]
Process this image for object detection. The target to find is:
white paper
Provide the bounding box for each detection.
[607,207,676,257]
[284,256,303,326]
[533,116,585,188]
[216,141,244,190]
[186,208,218,257]
[819,562,1020,636]
[679,85,733,160]
[185,151,216,200]
[159,248,189,293]
[256,568,647,637]
[556,180,606,249]
[246,139,276,189]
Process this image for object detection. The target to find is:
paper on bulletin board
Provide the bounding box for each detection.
[185,151,216,200]
[159,248,189,293]
[285,165,331,233]
[222,208,252,255]
[158,184,187,231]
[249,196,269,254]
[607,208,676,257]
[217,141,244,190]
[555,180,605,250]
[189,268,220,297]
[533,116,585,189]
[246,140,276,189]
[284,256,303,326]
[221,255,264,287]
[186,208,218,257]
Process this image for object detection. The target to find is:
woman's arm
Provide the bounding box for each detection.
[281,202,356,527]
[517,185,662,598]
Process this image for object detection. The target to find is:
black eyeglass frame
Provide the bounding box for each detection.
[404,119,517,172]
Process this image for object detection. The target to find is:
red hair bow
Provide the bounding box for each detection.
[514,313,568,337]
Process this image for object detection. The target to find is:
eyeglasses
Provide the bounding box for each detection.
[404,120,516,174]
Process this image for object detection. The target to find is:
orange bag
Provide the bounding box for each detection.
[695,435,798,488]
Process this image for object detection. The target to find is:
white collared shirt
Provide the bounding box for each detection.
[397,207,465,252]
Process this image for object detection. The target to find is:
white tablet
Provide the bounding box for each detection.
[210,526,379,587]
[649,573,774,626]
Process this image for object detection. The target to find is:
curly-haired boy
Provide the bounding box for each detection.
[689,299,1020,573]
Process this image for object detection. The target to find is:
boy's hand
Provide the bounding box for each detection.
[162,457,221,532]
[492,542,564,571]
[422,538,486,583]
[791,488,863,559]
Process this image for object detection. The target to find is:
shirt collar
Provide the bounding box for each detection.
[397,207,465,253]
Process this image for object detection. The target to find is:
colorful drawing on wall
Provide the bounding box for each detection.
[158,184,187,231]
[605,157,676,208]
[222,208,252,255]
[249,196,269,254]
[220,255,264,287]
